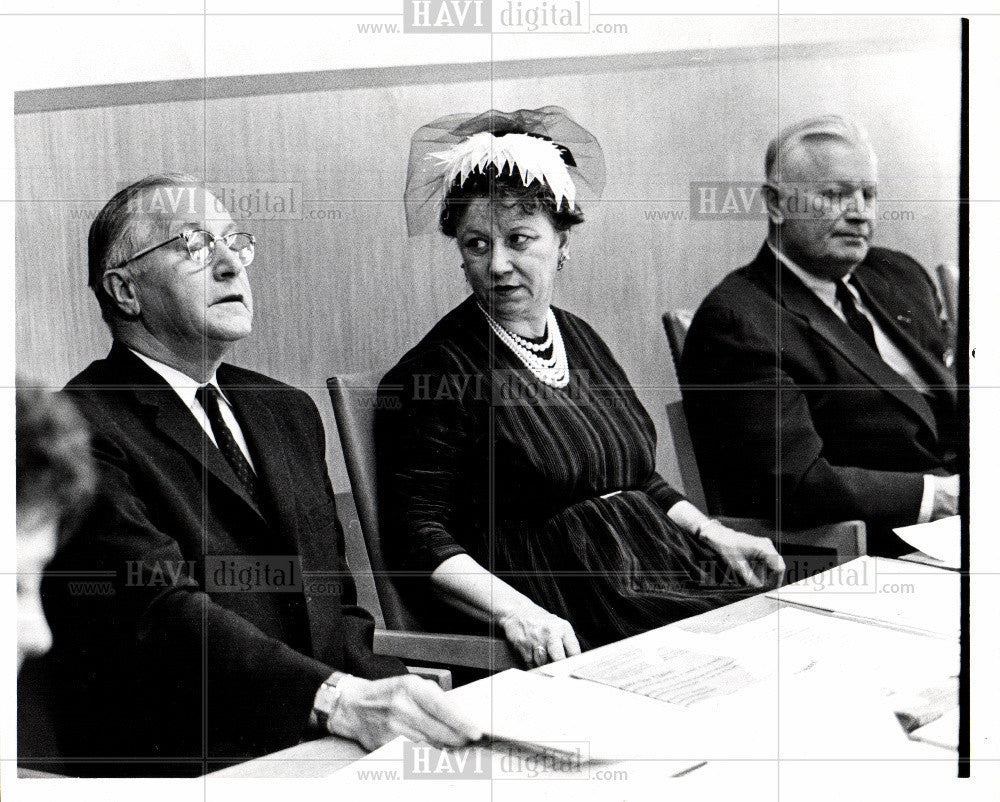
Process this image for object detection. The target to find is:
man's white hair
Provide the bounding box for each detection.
[765,114,877,182]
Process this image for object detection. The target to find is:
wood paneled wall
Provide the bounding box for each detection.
[15,41,960,495]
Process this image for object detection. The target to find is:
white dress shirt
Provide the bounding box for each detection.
[129,348,257,471]
[769,245,935,523]
[772,246,929,396]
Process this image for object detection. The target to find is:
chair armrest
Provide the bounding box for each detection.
[716,517,867,560]
[374,629,520,672]
[406,665,453,691]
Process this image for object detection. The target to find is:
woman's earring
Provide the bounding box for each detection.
[557,251,570,271]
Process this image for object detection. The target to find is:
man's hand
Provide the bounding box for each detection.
[696,521,786,589]
[328,674,483,752]
[496,602,582,668]
[931,474,960,520]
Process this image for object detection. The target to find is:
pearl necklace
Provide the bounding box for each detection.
[478,303,570,389]
[508,322,553,353]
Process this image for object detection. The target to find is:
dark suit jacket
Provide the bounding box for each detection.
[41,343,403,776]
[680,244,959,553]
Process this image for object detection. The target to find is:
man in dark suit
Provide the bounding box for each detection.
[680,116,959,555]
[42,174,480,776]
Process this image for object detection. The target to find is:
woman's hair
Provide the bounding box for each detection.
[439,162,586,238]
[16,384,96,527]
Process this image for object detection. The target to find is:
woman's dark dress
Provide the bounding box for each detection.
[377,296,747,650]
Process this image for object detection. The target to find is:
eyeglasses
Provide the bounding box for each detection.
[115,229,256,270]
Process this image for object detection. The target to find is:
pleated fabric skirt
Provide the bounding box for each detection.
[491,489,757,650]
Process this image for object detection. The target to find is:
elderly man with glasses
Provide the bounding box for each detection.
[42,174,480,777]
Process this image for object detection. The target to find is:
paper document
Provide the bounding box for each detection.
[571,647,765,706]
[537,622,714,678]
[437,615,954,767]
[767,556,959,637]
[336,733,702,787]
[569,612,815,706]
[569,608,955,711]
[909,708,960,750]
[894,515,961,569]
[444,668,701,763]
[447,665,925,764]
[890,676,958,732]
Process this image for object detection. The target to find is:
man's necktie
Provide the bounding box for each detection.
[835,277,879,354]
[196,384,260,507]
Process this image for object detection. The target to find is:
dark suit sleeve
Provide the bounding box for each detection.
[44,428,335,761]
[681,303,926,528]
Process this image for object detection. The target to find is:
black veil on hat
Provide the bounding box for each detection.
[404,105,606,235]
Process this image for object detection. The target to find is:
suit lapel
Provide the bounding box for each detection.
[218,369,300,544]
[111,344,267,521]
[220,373,341,660]
[753,248,940,436]
[852,272,958,408]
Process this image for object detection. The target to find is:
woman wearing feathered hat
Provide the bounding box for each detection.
[377,107,784,667]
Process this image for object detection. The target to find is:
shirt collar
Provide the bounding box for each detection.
[767,241,857,309]
[127,347,224,410]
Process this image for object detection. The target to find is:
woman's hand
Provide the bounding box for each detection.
[430,555,582,667]
[496,602,582,668]
[696,520,786,589]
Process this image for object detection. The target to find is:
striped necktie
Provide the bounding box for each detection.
[196,384,260,507]
[835,277,879,354]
